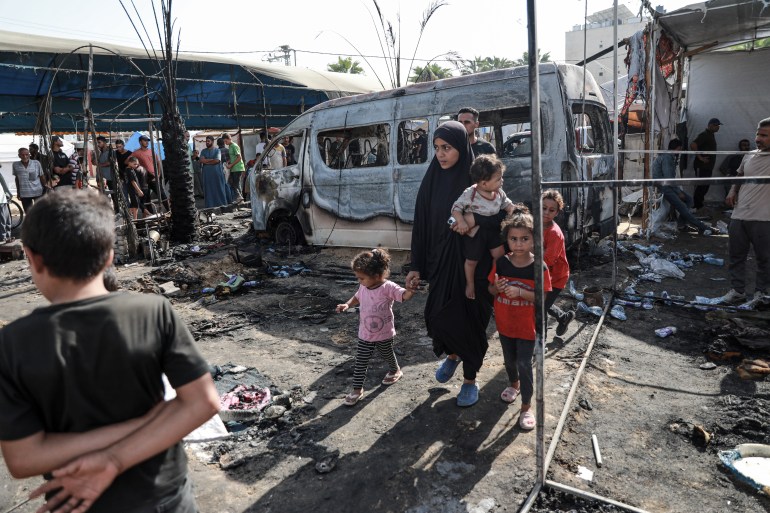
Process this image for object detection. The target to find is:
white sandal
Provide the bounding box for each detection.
[519,410,536,430]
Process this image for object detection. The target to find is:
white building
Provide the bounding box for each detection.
[565,5,649,81]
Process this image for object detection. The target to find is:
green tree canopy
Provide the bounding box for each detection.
[409,63,453,83]
[459,55,515,75]
[512,50,551,67]
[327,57,364,74]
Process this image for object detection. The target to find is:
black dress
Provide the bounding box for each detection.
[410,121,499,379]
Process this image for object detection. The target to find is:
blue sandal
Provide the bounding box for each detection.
[456,383,479,407]
[435,357,461,383]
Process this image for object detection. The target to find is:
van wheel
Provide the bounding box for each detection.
[274,218,303,246]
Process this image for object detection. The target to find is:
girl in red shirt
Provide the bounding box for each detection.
[542,190,574,337]
[488,205,551,430]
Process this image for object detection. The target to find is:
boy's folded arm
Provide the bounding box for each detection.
[1,401,166,479]
[29,373,220,508]
[90,373,219,475]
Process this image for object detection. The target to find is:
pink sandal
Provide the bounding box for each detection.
[382,369,403,385]
[344,390,364,406]
[500,386,519,403]
[519,410,536,430]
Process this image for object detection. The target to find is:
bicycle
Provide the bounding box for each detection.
[2,197,24,231]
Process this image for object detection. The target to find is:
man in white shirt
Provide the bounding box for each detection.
[12,147,45,211]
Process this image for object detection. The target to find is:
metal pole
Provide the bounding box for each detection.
[647,21,658,240]
[545,480,652,513]
[544,295,612,472]
[526,0,546,487]
[612,0,620,288]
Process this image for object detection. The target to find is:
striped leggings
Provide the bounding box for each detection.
[352,338,399,390]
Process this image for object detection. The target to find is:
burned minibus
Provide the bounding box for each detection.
[249,63,615,249]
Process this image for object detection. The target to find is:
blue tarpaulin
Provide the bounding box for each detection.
[0,30,382,133]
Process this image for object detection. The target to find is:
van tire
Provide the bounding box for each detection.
[273,217,304,246]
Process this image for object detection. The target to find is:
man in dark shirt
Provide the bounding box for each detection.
[719,138,750,198]
[50,136,74,189]
[690,117,721,210]
[458,107,496,157]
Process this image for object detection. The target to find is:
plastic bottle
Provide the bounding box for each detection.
[577,301,603,317]
[703,257,724,266]
[243,281,258,287]
[654,326,677,338]
[641,295,654,310]
[202,287,215,294]
[613,298,642,308]
[661,291,670,305]
[610,305,627,321]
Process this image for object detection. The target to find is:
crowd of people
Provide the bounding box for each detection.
[0,112,767,512]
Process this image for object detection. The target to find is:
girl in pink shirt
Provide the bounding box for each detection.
[336,249,414,406]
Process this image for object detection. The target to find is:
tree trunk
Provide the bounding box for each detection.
[161,111,197,242]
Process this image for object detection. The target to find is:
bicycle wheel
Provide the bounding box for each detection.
[8,200,23,230]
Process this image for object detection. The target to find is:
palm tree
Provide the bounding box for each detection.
[121,0,196,242]
[513,50,552,67]
[327,57,364,74]
[409,63,452,83]
[459,55,515,75]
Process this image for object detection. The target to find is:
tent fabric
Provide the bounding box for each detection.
[658,0,770,49]
[683,47,770,202]
[0,29,383,133]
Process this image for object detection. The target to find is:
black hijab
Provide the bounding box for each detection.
[410,121,474,281]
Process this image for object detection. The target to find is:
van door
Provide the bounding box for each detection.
[393,117,430,248]
[569,101,616,238]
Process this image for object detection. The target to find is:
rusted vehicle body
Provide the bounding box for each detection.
[250,63,615,248]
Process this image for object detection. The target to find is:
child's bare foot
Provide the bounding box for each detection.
[467,225,479,238]
[465,282,476,300]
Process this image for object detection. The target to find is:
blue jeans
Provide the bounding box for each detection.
[661,188,708,231]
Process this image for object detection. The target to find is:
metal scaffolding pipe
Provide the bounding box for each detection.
[544,294,613,472]
[545,480,652,513]
[543,175,770,187]
[526,0,546,487]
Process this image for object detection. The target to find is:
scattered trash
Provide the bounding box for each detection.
[710,277,727,281]
[582,286,603,307]
[654,326,677,338]
[699,362,717,370]
[262,404,286,419]
[202,287,216,294]
[567,280,584,301]
[591,434,603,468]
[638,273,663,283]
[735,359,770,380]
[692,425,712,447]
[610,304,627,321]
[267,262,309,278]
[719,444,770,495]
[577,301,603,317]
[158,281,181,297]
[302,391,318,404]
[613,298,642,308]
[220,385,272,411]
[649,258,686,279]
[717,220,729,233]
[215,274,245,296]
[703,256,725,266]
[578,398,593,411]
[576,465,594,481]
[315,455,337,474]
[641,296,654,310]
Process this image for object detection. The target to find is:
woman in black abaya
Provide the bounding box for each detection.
[405,121,498,407]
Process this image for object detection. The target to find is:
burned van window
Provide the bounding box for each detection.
[571,103,609,154]
[317,124,390,169]
[397,119,429,165]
